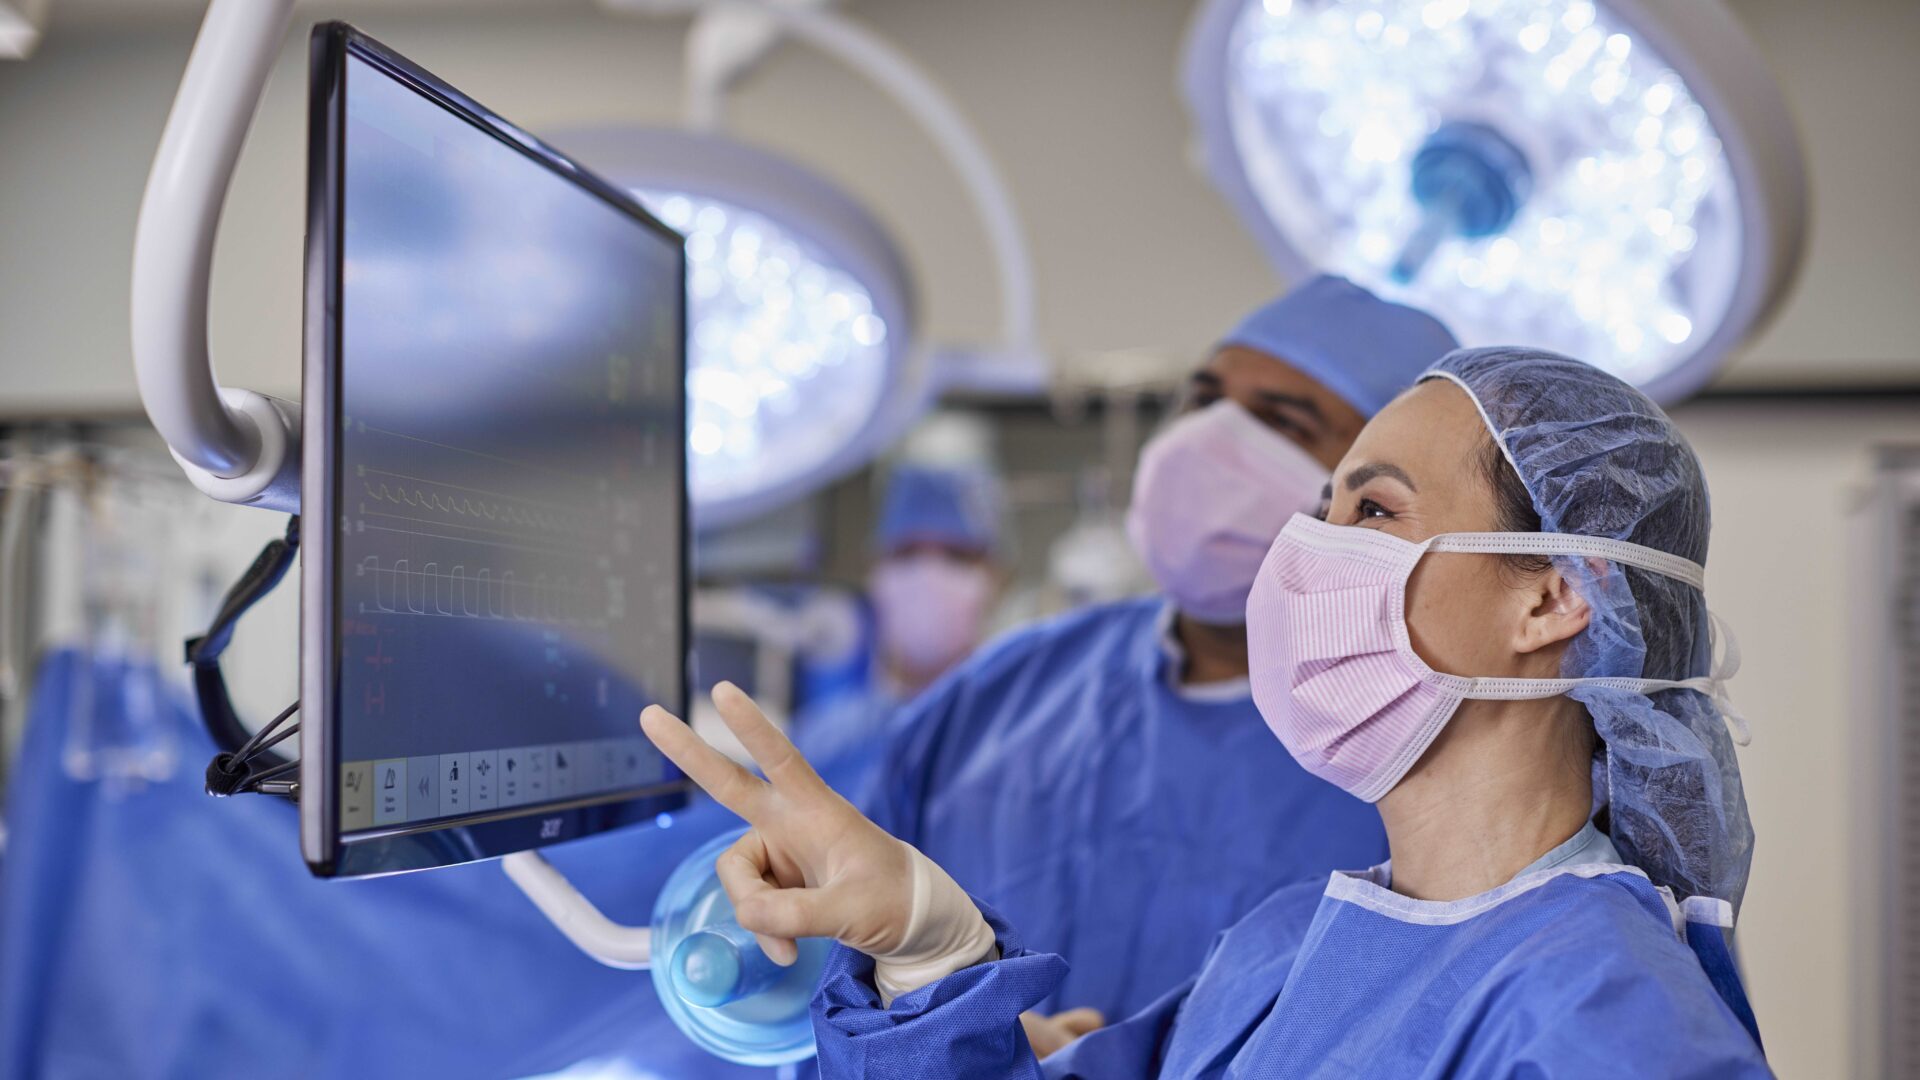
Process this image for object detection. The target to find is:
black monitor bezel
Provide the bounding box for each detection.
[300,22,692,878]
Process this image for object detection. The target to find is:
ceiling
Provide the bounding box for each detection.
[47,0,601,29]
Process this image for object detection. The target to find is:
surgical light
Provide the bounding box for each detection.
[1182,0,1807,402]
[555,128,918,529]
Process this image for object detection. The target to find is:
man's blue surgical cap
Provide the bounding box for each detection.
[874,465,1002,557]
[1220,275,1459,417]
[1422,346,1753,915]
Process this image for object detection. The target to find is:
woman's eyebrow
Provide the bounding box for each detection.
[1343,462,1417,492]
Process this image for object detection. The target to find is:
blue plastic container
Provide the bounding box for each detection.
[650,827,829,1065]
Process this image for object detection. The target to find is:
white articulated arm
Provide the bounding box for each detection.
[132,0,302,512]
[604,0,1047,394]
[681,0,836,131]
[501,850,655,969]
[0,0,50,60]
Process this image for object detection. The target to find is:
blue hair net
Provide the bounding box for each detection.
[1220,275,1460,417]
[1422,347,1753,914]
[874,465,1002,556]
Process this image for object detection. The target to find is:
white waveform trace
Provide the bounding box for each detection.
[360,478,595,536]
[356,556,609,625]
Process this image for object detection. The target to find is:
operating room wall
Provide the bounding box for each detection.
[1668,399,1920,1080]
[2,0,1919,408]
[0,1,1917,1076]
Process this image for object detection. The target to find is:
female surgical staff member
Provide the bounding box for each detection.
[860,277,1457,1043]
[640,347,1767,1077]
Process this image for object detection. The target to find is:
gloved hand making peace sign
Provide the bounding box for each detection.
[640,682,998,1005]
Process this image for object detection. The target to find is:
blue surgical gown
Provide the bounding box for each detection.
[868,596,1387,1020]
[811,864,1770,1078]
[791,686,900,814]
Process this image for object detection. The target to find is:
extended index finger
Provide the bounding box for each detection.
[640,704,768,822]
[710,681,827,794]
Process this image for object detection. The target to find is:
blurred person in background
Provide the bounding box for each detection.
[792,463,1006,805]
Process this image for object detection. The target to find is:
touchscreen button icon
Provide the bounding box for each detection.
[524,749,549,803]
[470,750,499,811]
[439,752,470,818]
[499,748,526,807]
[340,762,374,831]
[373,759,407,825]
[406,756,438,822]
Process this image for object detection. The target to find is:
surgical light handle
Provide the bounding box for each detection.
[501,850,655,970]
[131,0,301,512]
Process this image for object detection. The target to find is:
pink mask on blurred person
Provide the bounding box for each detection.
[1126,400,1329,625]
[869,553,996,681]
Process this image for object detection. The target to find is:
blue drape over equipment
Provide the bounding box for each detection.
[0,649,766,1079]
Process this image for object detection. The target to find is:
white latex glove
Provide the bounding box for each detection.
[1020,1008,1106,1059]
[641,682,997,1004]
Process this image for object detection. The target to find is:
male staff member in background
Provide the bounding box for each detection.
[866,275,1459,1054]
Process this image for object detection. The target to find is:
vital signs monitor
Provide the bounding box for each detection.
[299,24,690,877]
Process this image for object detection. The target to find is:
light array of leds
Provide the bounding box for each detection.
[639,190,892,505]
[1230,0,1736,379]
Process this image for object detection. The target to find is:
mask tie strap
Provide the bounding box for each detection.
[1700,609,1750,746]
[1430,530,1750,745]
[1706,609,1743,682]
[1712,687,1753,747]
[1427,532,1707,591]
[1414,529,1757,749]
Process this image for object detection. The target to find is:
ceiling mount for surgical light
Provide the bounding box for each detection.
[1181,0,1808,403]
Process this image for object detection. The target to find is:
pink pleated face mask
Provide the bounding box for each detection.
[1246,514,1740,803]
[870,554,997,678]
[1126,401,1329,626]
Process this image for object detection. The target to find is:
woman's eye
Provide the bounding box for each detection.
[1356,498,1394,521]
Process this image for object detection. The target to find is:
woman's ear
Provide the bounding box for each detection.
[1513,564,1592,656]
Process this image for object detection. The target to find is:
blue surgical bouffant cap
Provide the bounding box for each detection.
[1421,346,1753,915]
[874,465,1002,556]
[1219,274,1459,417]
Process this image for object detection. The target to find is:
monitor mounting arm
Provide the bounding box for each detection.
[501,850,656,969]
[131,0,301,513]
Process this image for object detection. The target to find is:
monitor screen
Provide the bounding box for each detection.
[301,26,689,877]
